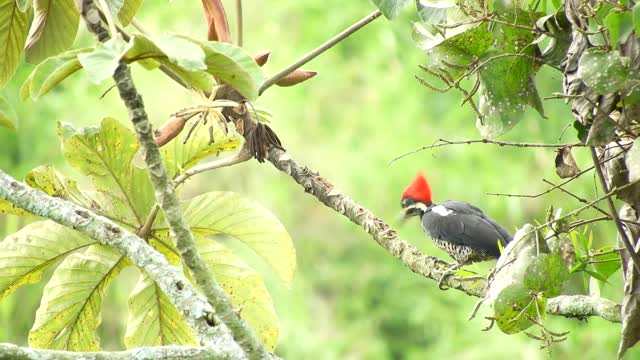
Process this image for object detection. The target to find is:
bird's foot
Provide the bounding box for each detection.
[435,263,461,290]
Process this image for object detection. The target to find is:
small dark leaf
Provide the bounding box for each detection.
[585,114,616,145]
[573,120,588,143]
[534,11,571,69]
[555,146,580,178]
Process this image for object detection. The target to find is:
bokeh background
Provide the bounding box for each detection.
[1,0,637,359]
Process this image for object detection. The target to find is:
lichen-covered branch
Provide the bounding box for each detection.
[0,343,231,360]
[80,2,268,358]
[0,170,243,357]
[266,147,622,322]
[547,296,621,323]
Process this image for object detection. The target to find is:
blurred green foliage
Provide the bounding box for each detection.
[0,0,638,359]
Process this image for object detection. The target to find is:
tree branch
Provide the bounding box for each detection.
[0,171,243,356]
[389,138,584,165]
[258,10,382,94]
[266,147,622,322]
[547,295,621,323]
[590,147,640,272]
[0,343,234,360]
[80,2,268,358]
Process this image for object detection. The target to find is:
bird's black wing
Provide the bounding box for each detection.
[439,200,513,245]
[421,202,511,257]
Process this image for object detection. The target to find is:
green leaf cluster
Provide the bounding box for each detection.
[0,117,294,350]
[413,3,544,138]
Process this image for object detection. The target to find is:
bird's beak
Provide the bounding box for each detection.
[397,210,410,224]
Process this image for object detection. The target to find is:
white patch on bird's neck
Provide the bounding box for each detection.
[432,205,453,216]
[412,202,429,212]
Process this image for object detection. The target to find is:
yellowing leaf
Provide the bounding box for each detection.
[30,244,128,351]
[0,198,30,215]
[0,0,29,87]
[124,272,197,348]
[25,165,94,208]
[196,235,280,350]
[25,0,79,64]
[0,221,96,301]
[155,192,296,287]
[58,118,155,225]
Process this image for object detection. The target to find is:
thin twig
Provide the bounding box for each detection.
[543,179,640,227]
[259,10,382,94]
[533,177,640,233]
[389,138,583,165]
[589,147,640,272]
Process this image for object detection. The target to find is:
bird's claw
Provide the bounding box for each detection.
[435,264,460,290]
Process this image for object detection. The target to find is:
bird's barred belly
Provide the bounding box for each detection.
[431,238,494,265]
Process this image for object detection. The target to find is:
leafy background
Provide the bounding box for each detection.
[0,0,637,359]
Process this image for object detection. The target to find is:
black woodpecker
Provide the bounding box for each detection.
[401,172,512,266]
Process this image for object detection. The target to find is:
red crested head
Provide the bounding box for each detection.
[401,172,432,205]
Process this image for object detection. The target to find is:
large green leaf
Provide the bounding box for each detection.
[58,118,155,224]
[605,11,633,49]
[476,48,542,137]
[21,48,90,100]
[78,37,128,84]
[0,95,17,129]
[30,244,128,351]
[577,48,632,94]
[0,0,29,87]
[370,0,410,19]
[118,0,143,26]
[494,283,545,335]
[123,33,207,72]
[125,272,197,348]
[196,235,280,350]
[162,120,241,178]
[154,192,296,286]
[122,33,215,91]
[475,21,542,137]
[176,36,263,100]
[25,0,79,64]
[523,253,569,297]
[0,221,95,301]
